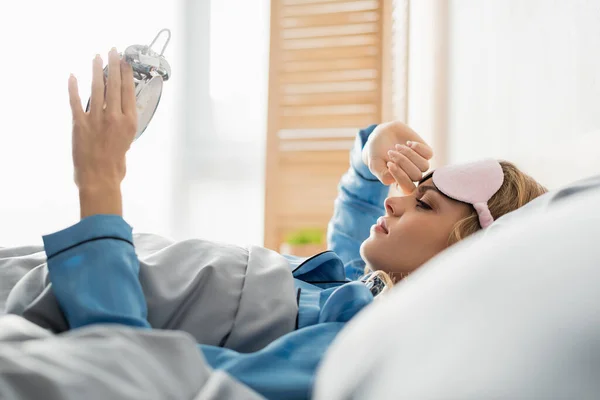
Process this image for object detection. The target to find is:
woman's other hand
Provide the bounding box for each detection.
[68,48,137,218]
[362,121,433,194]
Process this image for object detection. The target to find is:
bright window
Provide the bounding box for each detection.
[0,1,180,245]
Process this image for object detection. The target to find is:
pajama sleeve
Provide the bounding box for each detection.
[43,214,150,330]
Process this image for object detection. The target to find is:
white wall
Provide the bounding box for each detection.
[406,0,449,167]
[446,0,600,188]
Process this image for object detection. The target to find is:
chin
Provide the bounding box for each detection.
[359,240,383,272]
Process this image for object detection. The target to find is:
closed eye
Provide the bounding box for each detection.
[416,199,432,210]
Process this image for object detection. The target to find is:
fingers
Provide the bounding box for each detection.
[106,48,122,113]
[387,149,423,181]
[120,58,136,117]
[387,162,416,194]
[369,157,395,185]
[406,140,433,160]
[68,74,84,121]
[393,144,430,172]
[90,54,105,115]
[386,141,432,191]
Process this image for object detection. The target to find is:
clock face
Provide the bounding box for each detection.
[85,48,169,142]
[134,76,163,140]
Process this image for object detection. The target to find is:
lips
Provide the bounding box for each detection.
[376,217,389,234]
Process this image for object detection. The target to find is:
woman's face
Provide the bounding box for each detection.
[360,178,472,278]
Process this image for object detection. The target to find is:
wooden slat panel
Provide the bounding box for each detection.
[275,167,346,213]
[281,69,377,83]
[282,91,378,106]
[275,156,349,227]
[282,34,378,50]
[282,22,378,39]
[282,11,378,29]
[278,215,332,228]
[282,0,357,5]
[277,165,346,181]
[282,104,377,117]
[282,0,378,17]
[281,113,378,129]
[264,0,386,252]
[282,56,378,72]
[282,80,377,94]
[279,149,349,164]
[279,128,357,139]
[283,45,378,61]
[279,139,354,152]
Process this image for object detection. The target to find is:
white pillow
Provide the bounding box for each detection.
[314,176,600,400]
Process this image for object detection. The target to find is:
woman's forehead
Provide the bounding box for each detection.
[417,177,455,204]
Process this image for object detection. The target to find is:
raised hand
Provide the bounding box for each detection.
[68,48,137,218]
[362,121,433,194]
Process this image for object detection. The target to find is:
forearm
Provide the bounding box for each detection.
[79,185,123,219]
[345,125,389,205]
[44,215,149,330]
[327,126,388,275]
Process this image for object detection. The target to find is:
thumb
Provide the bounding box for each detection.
[369,157,395,185]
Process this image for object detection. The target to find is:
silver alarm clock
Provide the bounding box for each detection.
[86,28,172,141]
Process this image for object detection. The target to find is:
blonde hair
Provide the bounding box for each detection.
[368,160,547,293]
[447,161,548,245]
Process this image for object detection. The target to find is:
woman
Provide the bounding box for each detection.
[7,49,546,399]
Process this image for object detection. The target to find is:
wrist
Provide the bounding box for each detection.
[78,181,122,192]
[359,124,378,149]
[389,121,424,146]
[353,127,379,182]
[78,185,123,219]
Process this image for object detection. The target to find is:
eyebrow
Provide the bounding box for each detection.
[418,172,434,184]
[416,185,441,196]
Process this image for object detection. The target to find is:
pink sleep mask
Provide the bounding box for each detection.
[429,159,504,229]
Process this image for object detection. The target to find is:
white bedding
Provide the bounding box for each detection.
[0,315,263,400]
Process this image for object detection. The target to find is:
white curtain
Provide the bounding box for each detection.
[0,1,181,246]
[179,0,270,246]
[0,0,269,247]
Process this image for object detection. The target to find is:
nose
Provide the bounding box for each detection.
[384,196,406,217]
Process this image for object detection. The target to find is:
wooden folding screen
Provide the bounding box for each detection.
[264,0,406,252]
